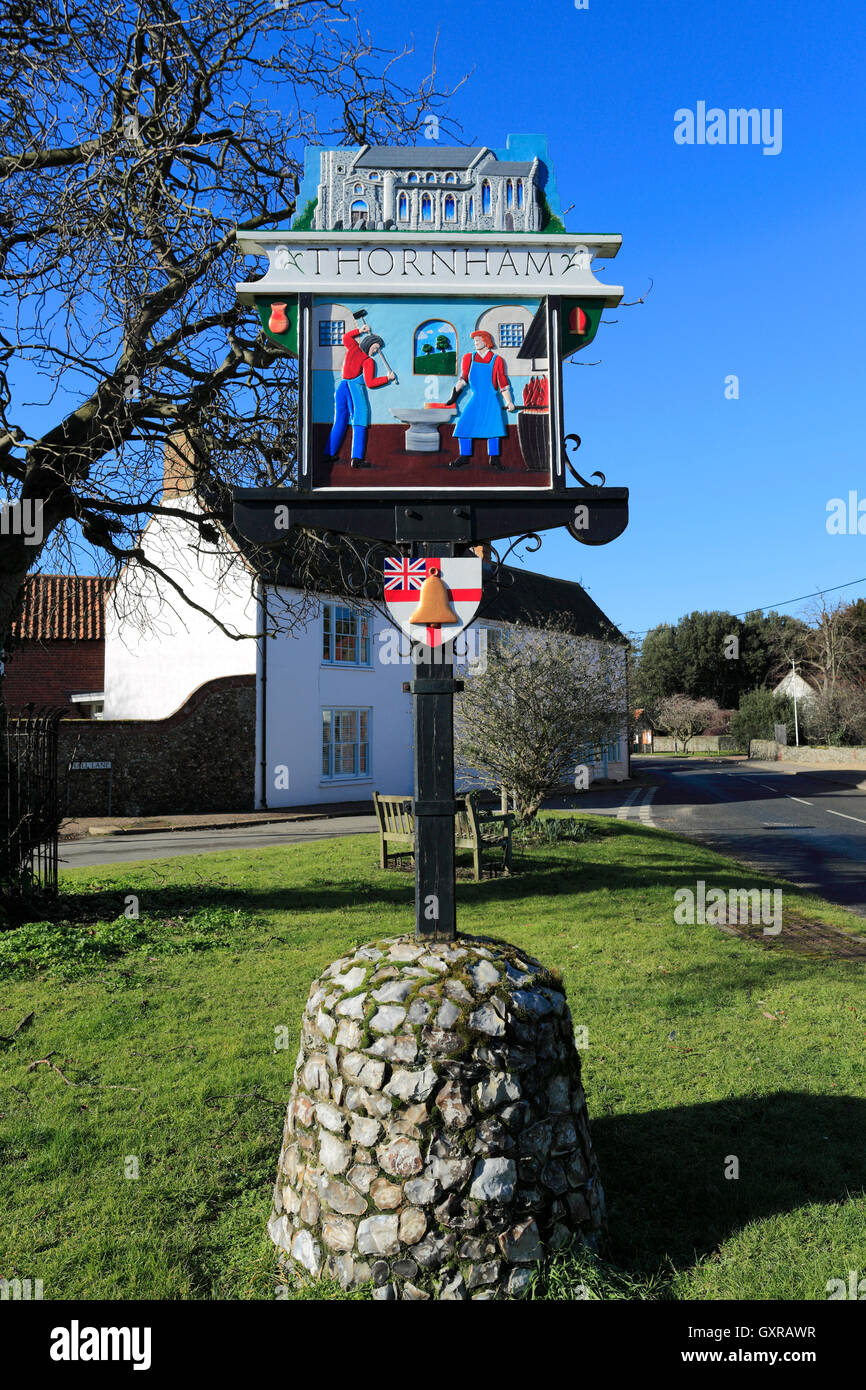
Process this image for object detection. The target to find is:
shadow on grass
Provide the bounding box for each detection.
[593,1091,866,1274]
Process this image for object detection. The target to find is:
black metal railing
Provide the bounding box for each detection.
[1,706,63,903]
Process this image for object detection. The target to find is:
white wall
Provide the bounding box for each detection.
[261,592,414,807]
[103,504,257,719]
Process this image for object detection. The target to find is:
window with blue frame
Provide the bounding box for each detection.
[322,708,370,780]
[322,603,371,666]
[482,181,491,214]
[499,322,524,348]
[319,320,344,347]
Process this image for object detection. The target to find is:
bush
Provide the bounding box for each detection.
[729,688,795,749]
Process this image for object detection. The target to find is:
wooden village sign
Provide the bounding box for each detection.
[232,135,629,940]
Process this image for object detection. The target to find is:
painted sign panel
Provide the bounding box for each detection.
[234,136,624,497]
[310,292,552,490]
[383,555,483,650]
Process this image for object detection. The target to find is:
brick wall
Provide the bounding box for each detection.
[59,675,255,816]
[4,640,105,713]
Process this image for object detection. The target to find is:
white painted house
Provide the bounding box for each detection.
[102,448,629,808]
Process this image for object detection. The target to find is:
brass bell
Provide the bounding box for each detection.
[409,567,459,627]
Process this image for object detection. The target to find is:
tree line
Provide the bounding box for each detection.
[632,597,866,749]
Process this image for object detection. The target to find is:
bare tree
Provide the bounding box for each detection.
[655,694,720,753]
[0,0,464,650]
[454,616,628,824]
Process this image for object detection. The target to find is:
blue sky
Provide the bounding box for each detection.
[352,0,866,638]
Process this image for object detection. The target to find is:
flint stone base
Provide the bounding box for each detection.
[268,933,605,1300]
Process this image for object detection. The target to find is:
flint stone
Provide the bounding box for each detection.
[319,1132,351,1174]
[336,993,366,1018]
[315,1101,345,1134]
[290,1229,322,1276]
[541,1160,568,1195]
[498,1217,542,1263]
[458,1236,498,1260]
[293,1094,315,1128]
[418,954,447,972]
[321,1214,355,1252]
[421,1027,463,1055]
[505,962,532,988]
[303,1056,330,1096]
[357,1213,400,1255]
[468,1004,506,1037]
[372,978,415,1005]
[552,1117,578,1153]
[413,1236,442,1269]
[565,1151,589,1186]
[402,1283,430,1300]
[370,1176,403,1210]
[436,1078,473,1129]
[399,1206,428,1245]
[468,960,501,991]
[393,1258,419,1279]
[268,1212,292,1252]
[469,1157,517,1203]
[335,1019,363,1049]
[366,1033,418,1063]
[547,1074,570,1113]
[444,980,473,1004]
[518,1121,553,1163]
[361,1090,393,1119]
[436,999,461,1029]
[389,942,425,961]
[427,1156,473,1191]
[335,967,366,992]
[404,1176,439,1205]
[373,1283,397,1299]
[476,1072,521,1110]
[350,1115,381,1147]
[347,1163,378,1194]
[298,1191,319,1225]
[371,1259,390,1287]
[316,1010,336,1040]
[511,989,553,1019]
[317,1175,367,1216]
[384,1065,437,1103]
[473,1118,514,1155]
[407,999,431,1025]
[378,1136,423,1178]
[370,1005,407,1033]
[440,1272,467,1300]
[507,1266,534,1297]
[467,1260,501,1289]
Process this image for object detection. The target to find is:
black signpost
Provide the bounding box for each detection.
[232,137,630,944]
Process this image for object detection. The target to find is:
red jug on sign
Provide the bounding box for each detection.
[268,302,289,335]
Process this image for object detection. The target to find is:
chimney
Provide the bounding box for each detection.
[163,431,197,498]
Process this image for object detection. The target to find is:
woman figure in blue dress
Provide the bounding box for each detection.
[449,329,518,471]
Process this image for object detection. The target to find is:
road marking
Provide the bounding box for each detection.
[823,807,866,827]
[616,788,641,819]
[638,787,657,826]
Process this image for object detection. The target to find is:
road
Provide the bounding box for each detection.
[61,758,866,916]
[571,756,866,915]
[59,815,378,869]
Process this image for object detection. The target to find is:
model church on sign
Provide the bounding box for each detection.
[307,138,549,234]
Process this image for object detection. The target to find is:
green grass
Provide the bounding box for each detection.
[1,819,864,1301]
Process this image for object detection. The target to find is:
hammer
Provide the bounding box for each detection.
[353,308,399,385]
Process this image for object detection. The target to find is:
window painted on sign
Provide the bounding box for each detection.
[482,181,491,214]
[322,603,371,666]
[499,322,524,348]
[398,193,409,220]
[421,193,433,222]
[468,196,474,220]
[445,172,455,184]
[319,320,344,347]
[444,195,456,222]
[322,708,371,779]
[516,181,524,209]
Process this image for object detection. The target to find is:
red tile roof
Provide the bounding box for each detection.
[10,575,112,641]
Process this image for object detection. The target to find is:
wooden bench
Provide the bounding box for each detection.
[373,791,513,880]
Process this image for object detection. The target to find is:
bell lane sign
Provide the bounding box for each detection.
[235,231,624,302]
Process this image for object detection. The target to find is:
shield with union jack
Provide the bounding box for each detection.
[383,555,483,650]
